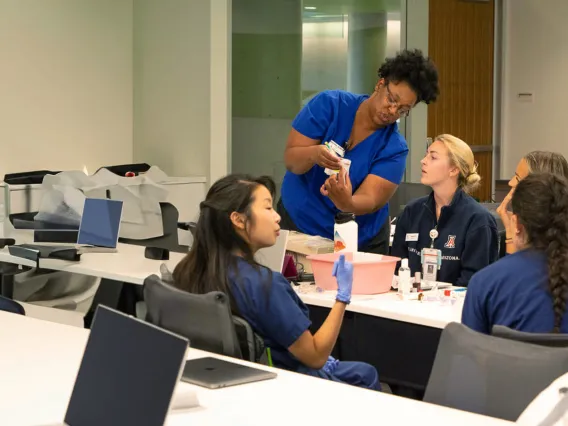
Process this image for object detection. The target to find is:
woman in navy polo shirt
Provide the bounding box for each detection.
[391,135,498,287]
[463,172,568,334]
[277,49,439,254]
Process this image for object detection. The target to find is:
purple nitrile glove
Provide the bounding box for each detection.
[332,254,353,304]
[322,355,340,375]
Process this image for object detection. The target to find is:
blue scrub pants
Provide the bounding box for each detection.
[297,361,381,391]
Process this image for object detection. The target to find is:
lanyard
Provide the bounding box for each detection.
[429,226,439,248]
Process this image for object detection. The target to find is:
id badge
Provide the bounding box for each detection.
[421,248,442,282]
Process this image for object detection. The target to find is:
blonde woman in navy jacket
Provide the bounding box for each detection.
[391,134,498,287]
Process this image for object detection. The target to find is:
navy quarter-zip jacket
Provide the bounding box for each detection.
[391,189,499,287]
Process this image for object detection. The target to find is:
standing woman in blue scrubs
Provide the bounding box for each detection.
[172,174,380,390]
[278,49,440,254]
[463,172,568,334]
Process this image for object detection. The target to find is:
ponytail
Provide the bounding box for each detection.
[512,173,568,332]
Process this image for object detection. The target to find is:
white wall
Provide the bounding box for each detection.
[385,18,401,59]
[210,0,232,183]
[0,0,133,176]
[302,21,349,94]
[301,17,401,97]
[232,0,301,194]
[133,0,211,179]
[404,0,429,183]
[501,0,568,178]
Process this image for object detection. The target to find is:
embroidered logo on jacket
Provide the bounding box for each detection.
[444,235,456,249]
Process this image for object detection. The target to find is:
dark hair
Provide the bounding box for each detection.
[378,49,440,104]
[172,173,276,311]
[512,172,568,332]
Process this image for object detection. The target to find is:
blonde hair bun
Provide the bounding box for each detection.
[465,172,481,192]
[435,134,480,194]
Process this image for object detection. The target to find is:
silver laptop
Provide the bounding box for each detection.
[254,230,289,272]
[40,198,123,253]
[47,305,189,426]
[181,356,277,389]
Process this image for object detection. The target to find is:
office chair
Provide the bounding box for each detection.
[492,325,568,348]
[95,163,151,176]
[91,203,190,322]
[119,202,189,254]
[480,203,506,258]
[0,295,25,315]
[143,274,265,363]
[424,322,568,421]
[389,182,431,219]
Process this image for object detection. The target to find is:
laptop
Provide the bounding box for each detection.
[53,305,189,426]
[39,198,123,253]
[255,230,289,272]
[181,356,277,389]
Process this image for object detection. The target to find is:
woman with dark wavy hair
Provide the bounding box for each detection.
[279,49,439,255]
[462,172,568,334]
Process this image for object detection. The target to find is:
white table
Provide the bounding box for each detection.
[0,243,184,286]
[295,286,465,393]
[297,288,464,329]
[0,311,513,426]
[39,243,185,285]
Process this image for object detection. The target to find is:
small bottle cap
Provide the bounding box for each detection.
[401,258,408,268]
[335,212,356,224]
[444,289,451,297]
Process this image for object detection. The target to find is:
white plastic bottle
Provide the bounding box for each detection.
[398,259,411,295]
[324,141,345,176]
[334,212,358,253]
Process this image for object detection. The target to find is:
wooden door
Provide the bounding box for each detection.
[428,0,495,201]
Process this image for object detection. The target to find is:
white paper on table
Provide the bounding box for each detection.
[35,167,170,239]
[516,373,568,426]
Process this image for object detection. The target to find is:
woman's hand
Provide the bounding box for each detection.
[332,254,353,304]
[496,188,515,239]
[321,167,353,211]
[311,145,342,171]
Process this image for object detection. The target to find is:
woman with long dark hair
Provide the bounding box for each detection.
[172,173,380,389]
[462,172,568,333]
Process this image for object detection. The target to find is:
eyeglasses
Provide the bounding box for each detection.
[385,84,411,118]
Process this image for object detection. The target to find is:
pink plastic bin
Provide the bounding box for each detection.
[306,252,401,295]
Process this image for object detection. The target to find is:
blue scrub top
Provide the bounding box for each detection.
[229,258,311,371]
[462,249,568,334]
[281,90,408,248]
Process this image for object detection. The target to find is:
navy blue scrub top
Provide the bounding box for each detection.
[462,249,568,334]
[229,257,311,371]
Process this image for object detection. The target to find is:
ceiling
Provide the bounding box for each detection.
[302,0,401,15]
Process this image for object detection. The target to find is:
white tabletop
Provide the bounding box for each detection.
[297,288,464,329]
[0,243,464,328]
[0,312,512,426]
[39,243,185,284]
[0,243,184,285]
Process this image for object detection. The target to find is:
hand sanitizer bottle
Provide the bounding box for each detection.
[398,259,411,295]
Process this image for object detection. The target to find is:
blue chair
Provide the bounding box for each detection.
[0,295,25,315]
